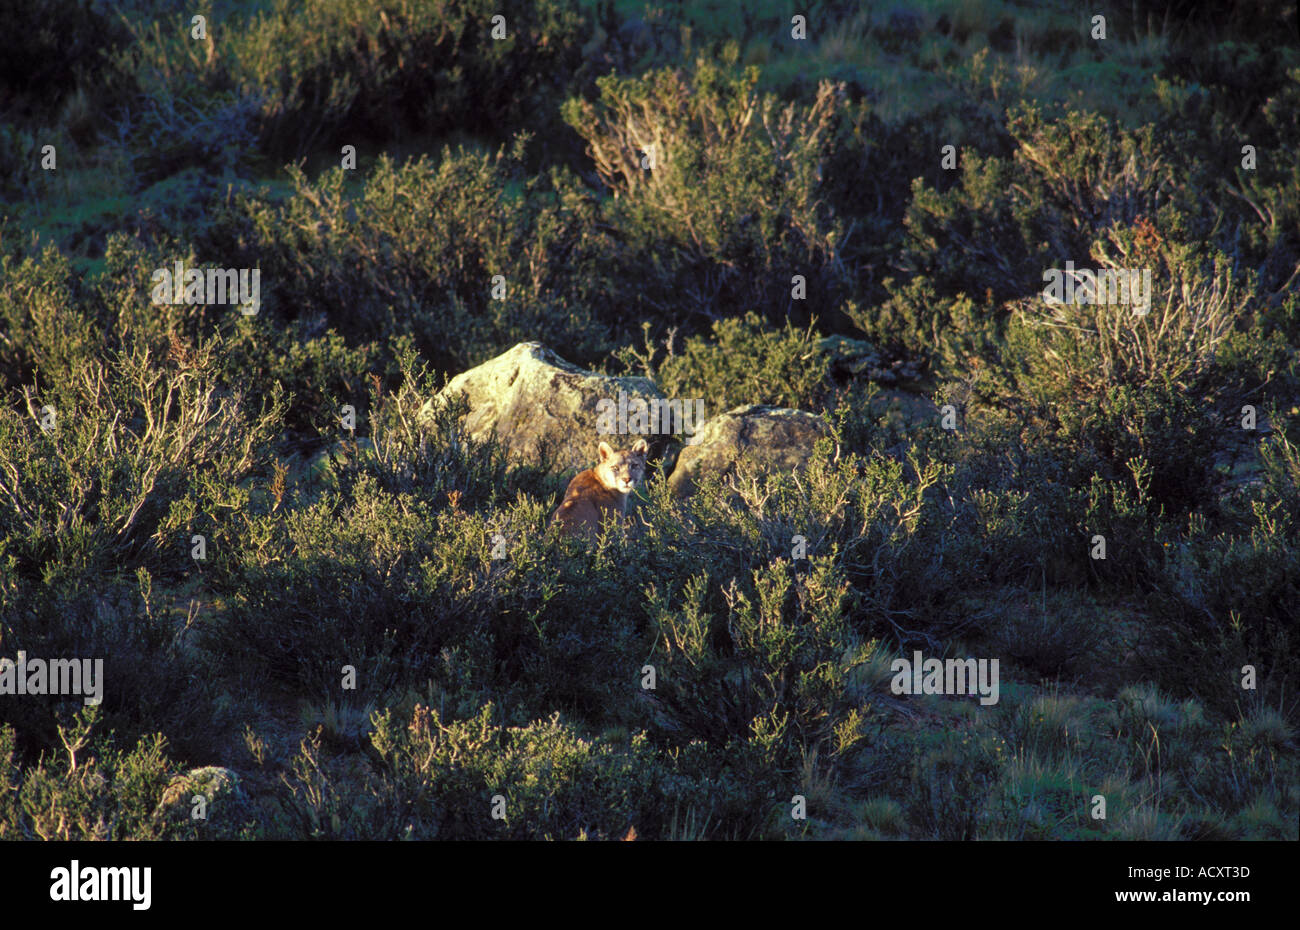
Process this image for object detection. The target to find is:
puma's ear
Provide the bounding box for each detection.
[597,441,613,461]
[631,438,649,455]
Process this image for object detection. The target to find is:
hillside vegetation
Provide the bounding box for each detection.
[0,0,1296,839]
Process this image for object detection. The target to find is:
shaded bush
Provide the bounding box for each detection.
[115,0,592,161]
[0,0,130,118]
[276,703,783,840]
[1143,435,1300,714]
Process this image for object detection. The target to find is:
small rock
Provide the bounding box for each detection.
[154,766,249,832]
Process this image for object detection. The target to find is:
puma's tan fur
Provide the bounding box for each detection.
[551,439,648,538]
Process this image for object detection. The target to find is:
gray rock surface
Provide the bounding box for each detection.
[154,766,250,831]
[668,404,832,497]
[420,343,670,474]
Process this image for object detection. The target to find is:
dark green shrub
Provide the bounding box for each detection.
[205,380,644,724]
[906,728,1006,840]
[1001,224,1270,513]
[0,566,228,761]
[1143,435,1300,714]
[0,245,98,394]
[275,702,784,840]
[114,0,593,161]
[0,0,130,118]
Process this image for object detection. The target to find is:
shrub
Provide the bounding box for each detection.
[0,0,130,118]
[205,378,643,723]
[201,144,621,373]
[891,102,1207,353]
[906,728,1006,840]
[115,0,593,161]
[615,311,831,413]
[1143,435,1300,714]
[1002,221,1270,512]
[0,565,228,761]
[277,702,784,840]
[0,332,285,580]
[643,556,867,756]
[562,47,849,325]
[0,710,183,840]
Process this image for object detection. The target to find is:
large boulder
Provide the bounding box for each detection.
[420,343,670,474]
[668,405,832,497]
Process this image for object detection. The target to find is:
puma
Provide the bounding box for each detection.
[551,439,649,538]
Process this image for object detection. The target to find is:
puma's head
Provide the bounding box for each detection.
[595,438,648,495]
